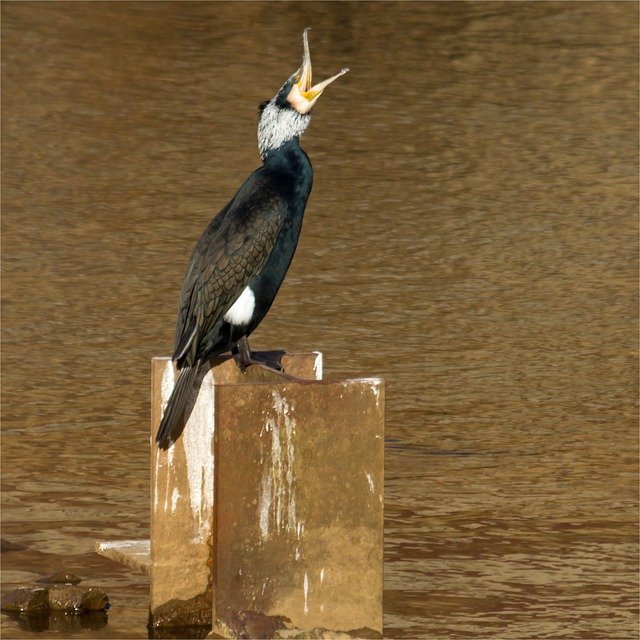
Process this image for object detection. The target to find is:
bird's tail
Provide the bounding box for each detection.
[155,362,200,447]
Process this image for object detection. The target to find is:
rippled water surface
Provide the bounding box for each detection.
[2,2,638,638]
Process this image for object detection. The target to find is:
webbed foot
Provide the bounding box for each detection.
[233,336,301,381]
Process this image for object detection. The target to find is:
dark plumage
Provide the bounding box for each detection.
[156,29,348,447]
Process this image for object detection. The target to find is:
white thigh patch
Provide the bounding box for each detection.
[223,286,255,326]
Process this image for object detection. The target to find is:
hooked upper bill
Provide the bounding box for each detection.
[287,28,349,114]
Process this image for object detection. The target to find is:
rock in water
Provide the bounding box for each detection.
[1,587,48,614]
[37,571,82,585]
[80,587,110,611]
[1,585,109,614]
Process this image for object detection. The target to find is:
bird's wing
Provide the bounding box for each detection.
[173,170,286,364]
[173,198,232,361]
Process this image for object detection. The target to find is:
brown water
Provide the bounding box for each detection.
[2,2,638,638]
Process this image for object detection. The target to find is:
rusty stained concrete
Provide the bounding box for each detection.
[150,353,322,627]
[214,378,384,634]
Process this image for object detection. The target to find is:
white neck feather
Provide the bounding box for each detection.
[258,100,310,159]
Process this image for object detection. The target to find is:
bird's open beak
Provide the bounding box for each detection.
[291,28,348,113]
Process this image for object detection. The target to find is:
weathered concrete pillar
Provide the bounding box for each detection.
[214,378,384,635]
[149,352,384,637]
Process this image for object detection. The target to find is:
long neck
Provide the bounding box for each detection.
[262,138,313,208]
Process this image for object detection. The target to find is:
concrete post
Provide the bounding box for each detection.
[213,378,384,635]
[148,353,384,637]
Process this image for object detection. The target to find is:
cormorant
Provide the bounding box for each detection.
[156,29,348,447]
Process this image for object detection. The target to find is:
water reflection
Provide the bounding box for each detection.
[2,2,638,639]
[2,611,108,635]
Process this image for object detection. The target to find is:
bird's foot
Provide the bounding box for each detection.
[233,350,284,374]
[233,337,301,381]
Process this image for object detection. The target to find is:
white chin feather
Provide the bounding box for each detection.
[258,100,310,158]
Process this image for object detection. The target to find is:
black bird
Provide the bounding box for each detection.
[156,29,348,446]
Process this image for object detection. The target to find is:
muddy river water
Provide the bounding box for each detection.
[1,2,638,638]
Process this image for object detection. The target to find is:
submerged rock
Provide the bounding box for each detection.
[37,571,82,585]
[0,538,27,553]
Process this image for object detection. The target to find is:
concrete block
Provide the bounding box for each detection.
[95,540,150,574]
[150,353,322,628]
[213,379,384,635]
